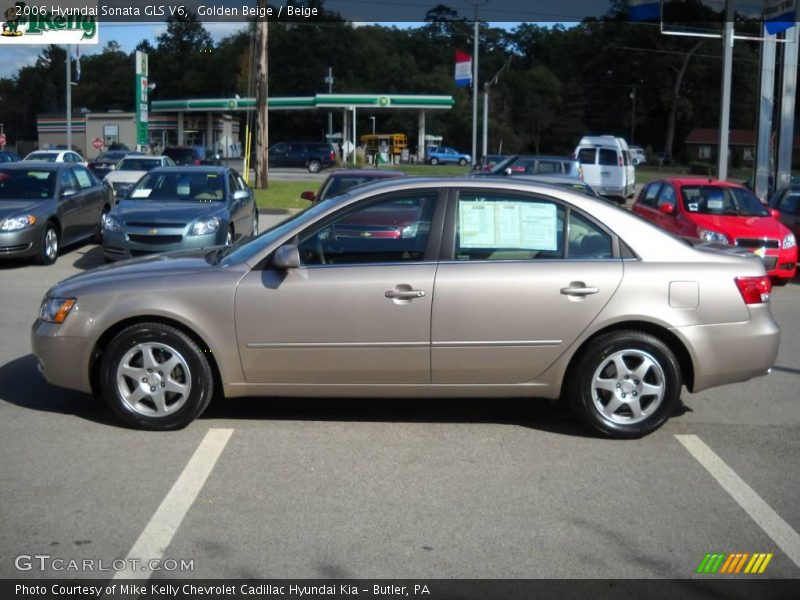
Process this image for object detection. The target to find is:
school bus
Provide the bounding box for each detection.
[360,134,408,157]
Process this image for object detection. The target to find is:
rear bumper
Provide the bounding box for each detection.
[674,304,780,392]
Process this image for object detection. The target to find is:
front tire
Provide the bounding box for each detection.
[307,159,322,173]
[36,224,59,265]
[430,157,439,165]
[567,330,681,439]
[458,158,467,166]
[99,323,215,430]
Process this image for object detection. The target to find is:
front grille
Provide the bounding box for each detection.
[736,238,780,249]
[0,243,31,253]
[128,234,183,245]
[762,256,778,271]
[126,221,187,228]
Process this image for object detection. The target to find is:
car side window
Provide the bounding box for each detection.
[577,148,596,165]
[537,161,559,174]
[641,183,662,208]
[227,173,239,196]
[455,193,565,261]
[296,192,437,266]
[657,184,677,209]
[59,168,79,193]
[779,192,800,215]
[568,211,613,259]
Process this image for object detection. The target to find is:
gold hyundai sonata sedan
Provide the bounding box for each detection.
[32,178,780,438]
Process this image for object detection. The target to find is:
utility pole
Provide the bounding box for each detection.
[255,3,269,189]
[66,45,72,151]
[325,67,334,141]
[482,56,511,158]
[716,0,734,180]
[467,0,486,166]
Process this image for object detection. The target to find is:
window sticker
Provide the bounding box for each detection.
[707,198,724,210]
[74,170,92,189]
[27,171,50,180]
[459,200,558,251]
[131,189,151,198]
[688,203,699,212]
[177,183,191,196]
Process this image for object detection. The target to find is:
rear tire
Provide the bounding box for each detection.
[430,157,439,165]
[93,206,109,244]
[99,323,215,430]
[307,159,322,173]
[567,330,681,439]
[458,158,467,166]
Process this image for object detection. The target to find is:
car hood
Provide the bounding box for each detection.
[106,171,146,184]
[50,249,225,297]
[0,200,43,219]
[690,213,787,240]
[115,200,225,224]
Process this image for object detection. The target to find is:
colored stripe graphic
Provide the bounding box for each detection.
[697,552,773,574]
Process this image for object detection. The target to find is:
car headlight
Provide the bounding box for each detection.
[783,233,796,249]
[697,228,730,244]
[39,297,76,324]
[102,213,122,232]
[190,217,220,236]
[0,215,36,232]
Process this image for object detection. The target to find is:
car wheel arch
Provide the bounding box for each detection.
[89,315,224,402]
[559,320,695,396]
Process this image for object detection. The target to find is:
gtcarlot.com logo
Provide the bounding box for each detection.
[696,552,773,575]
[14,554,194,572]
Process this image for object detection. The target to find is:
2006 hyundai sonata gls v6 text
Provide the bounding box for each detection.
[32,178,780,438]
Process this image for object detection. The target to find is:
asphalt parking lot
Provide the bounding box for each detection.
[0,212,799,581]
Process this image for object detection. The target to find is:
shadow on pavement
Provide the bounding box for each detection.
[71,245,106,271]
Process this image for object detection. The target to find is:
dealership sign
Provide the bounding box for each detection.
[1,1,98,44]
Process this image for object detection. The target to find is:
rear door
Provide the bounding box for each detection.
[576,147,599,187]
[632,181,662,222]
[431,189,623,384]
[598,147,622,194]
[268,143,290,167]
[72,165,105,235]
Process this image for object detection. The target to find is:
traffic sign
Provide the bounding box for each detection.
[0,133,6,147]
[92,137,103,150]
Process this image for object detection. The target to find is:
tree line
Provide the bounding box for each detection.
[0,0,766,161]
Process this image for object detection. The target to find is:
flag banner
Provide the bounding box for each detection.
[628,0,661,21]
[455,49,472,87]
[764,0,796,34]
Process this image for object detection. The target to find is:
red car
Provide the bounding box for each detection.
[633,178,797,283]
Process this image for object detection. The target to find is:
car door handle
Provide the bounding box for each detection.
[560,284,599,297]
[385,289,426,299]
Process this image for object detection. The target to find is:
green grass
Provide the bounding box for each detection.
[251,180,317,212]
[398,164,472,177]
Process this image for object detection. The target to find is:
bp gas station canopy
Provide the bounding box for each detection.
[151,94,455,159]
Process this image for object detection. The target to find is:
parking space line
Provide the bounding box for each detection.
[675,434,800,570]
[113,428,234,580]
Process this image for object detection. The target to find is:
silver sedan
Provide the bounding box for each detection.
[31,178,780,438]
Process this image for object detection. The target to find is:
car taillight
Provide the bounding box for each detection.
[330,150,335,161]
[194,159,202,165]
[735,276,771,304]
[618,155,623,167]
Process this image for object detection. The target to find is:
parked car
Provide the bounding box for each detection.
[768,186,800,239]
[101,166,258,262]
[300,169,406,204]
[0,150,21,163]
[268,142,337,173]
[162,146,204,166]
[633,178,797,283]
[23,150,87,166]
[426,146,471,166]
[104,155,176,201]
[474,155,582,179]
[33,177,779,438]
[473,154,509,172]
[574,136,635,202]
[87,150,141,179]
[0,162,112,264]
[509,174,601,198]
[629,146,646,166]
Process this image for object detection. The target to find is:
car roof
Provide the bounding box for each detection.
[1,161,61,170]
[150,166,228,174]
[329,169,405,178]
[507,154,578,161]
[656,177,746,189]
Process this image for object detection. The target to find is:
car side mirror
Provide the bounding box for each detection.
[232,190,249,201]
[273,244,300,269]
[61,188,77,198]
[658,203,675,215]
[770,208,781,219]
[300,191,316,202]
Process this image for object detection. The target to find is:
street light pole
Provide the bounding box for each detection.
[66,45,72,151]
[717,0,734,180]
[466,0,487,167]
[324,67,334,140]
[482,56,511,159]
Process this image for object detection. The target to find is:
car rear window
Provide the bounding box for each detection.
[577,148,596,165]
[598,148,618,166]
[119,158,161,172]
[164,148,194,161]
[26,153,59,162]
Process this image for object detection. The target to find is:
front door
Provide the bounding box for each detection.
[431,190,623,384]
[235,190,442,384]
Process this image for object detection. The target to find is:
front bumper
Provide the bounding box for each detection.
[0,227,41,259]
[675,303,780,393]
[103,228,222,261]
[31,319,94,394]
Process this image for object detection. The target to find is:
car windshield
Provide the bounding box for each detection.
[118,158,161,172]
[0,169,56,200]
[129,172,225,202]
[681,185,768,217]
[25,153,59,162]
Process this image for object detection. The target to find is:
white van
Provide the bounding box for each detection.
[574,136,636,202]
